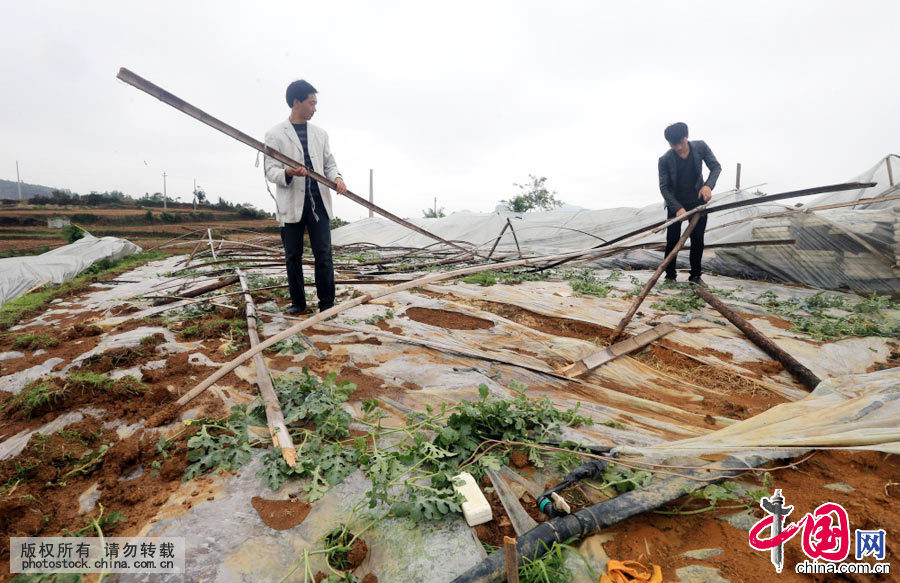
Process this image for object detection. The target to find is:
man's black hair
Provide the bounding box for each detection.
[285,80,317,108]
[664,122,689,145]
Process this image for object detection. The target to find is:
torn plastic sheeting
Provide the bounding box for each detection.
[315,295,730,439]
[331,158,898,294]
[427,278,887,399]
[0,234,141,307]
[626,367,900,457]
[119,458,483,583]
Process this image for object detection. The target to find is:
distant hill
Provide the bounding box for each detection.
[0,178,57,200]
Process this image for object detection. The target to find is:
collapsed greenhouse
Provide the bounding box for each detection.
[1,157,899,583]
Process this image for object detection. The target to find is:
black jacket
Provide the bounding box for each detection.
[658,140,721,212]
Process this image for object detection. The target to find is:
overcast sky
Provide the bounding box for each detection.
[1,1,897,221]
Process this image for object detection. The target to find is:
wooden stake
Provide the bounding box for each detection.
[116,67,467,253]
[237,268,297,466]
[152,276,239,305]
[609,214,701,342]
[693,286,821,390]
[558,322,676,378]
[486,221,510,260]
[507,218,522,258]
[207,229,218,262]
[504,537,519,583]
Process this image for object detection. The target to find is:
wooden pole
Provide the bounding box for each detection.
[504,537,519,583]
[237,268,297,466]
[152,275,239,305]
[116,67,467,252]
[694,286,821,390]
[558,322,676,378]
[206,228,217,261]
[609,214,701,342]
[507,218,522,258]
[369,169,374,218]
[485,221,510,260]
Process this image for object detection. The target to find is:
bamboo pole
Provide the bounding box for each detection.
[237,268,297,467]
[116,67,467,253]
[507,218,522,258]
[609,214,701,342]
[152,276,239,305]
[206,229,218,262]
[694,286,821,390]
[486,221,510,260]
[706,191,900,234]
[558,322,676,378]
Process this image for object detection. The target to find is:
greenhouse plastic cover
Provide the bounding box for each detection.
[0,234,141,307]
[5,255,899,582]
[332,155,899,294]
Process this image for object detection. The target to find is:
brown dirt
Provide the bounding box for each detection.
[0,416,194,575]
[346,537,368,570]
[360,574,378,583]
[457,298,613,342]
[64,322,104,340]
[374,320,403,334]
[510,449,529,468]
[602,450,900,583]
[403,307,494,330]
[337,365,407,404]
[867,343,900,373]
[738,359,785,377]
[250,496,312,530]
[77,332,166,373]
[633,344,786,419]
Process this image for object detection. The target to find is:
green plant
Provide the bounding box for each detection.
[566,269,613,297]
[12,333,59,350]
[344,309,395,326]
[461,271,497,286]
[266,334,308,355]
[60,224,85,243]
[651,288,705,312]
[657,473,773,516]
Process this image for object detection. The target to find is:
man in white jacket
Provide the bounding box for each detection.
[264,80,347,315]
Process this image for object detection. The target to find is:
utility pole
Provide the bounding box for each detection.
[434,197,437,216]
[162,171,167,211]
[193,178,197,210]
[15,160,22,201]
[368,169,374,218]
[736,163,742,190]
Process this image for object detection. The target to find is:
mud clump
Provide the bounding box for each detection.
[65,323,104,340]
[250,497,312,530]
[79,333,166,373]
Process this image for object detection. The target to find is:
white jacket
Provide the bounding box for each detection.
[264,119,341,225]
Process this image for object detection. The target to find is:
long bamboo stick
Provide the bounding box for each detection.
[609,214,701,342]
[116,67,467,253]
[694,287,821,390]
[237,268,297,466]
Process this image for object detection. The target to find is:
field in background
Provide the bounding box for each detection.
[0,204,279,254]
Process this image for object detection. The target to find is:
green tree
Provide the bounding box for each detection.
[501,175,563,212]
[423,207,445,218]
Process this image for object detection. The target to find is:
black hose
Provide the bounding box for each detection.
[451,453,773,583]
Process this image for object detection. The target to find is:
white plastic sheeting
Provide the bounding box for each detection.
[332,156,899,293]
[0,234,141,307]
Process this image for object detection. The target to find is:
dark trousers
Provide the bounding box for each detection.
[280,194,335,310]
[665,203,708,279]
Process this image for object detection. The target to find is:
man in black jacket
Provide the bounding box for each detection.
[657,122,721,285]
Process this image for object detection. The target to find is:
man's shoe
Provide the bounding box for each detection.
[284,304,309,315]
[688,275,707,287]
